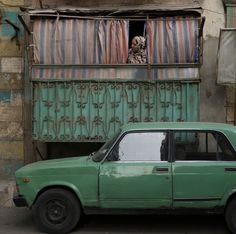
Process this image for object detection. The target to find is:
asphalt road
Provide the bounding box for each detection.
[0,207,230,234]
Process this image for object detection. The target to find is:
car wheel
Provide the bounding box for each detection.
[226,198,236,234]
[33,188,81,234]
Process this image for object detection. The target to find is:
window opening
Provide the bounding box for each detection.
[128,20,146,48]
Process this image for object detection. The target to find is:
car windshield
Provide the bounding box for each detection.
[92,130,121,162]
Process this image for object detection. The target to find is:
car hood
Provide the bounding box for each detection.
[15,156,90,177]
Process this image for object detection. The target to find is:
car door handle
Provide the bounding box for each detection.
[225,167,236,172]
[153,167,169,173]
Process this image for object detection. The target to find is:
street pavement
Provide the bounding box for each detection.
[0,207,230,234]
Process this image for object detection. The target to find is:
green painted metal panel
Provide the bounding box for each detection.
[99,161,172,208]
[172,162,233,208]
[32,80,199,142]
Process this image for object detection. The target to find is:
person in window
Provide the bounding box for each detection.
[127,36,147,64]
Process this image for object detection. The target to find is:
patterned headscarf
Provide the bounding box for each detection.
[127,36,147,64]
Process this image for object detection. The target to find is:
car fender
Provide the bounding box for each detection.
[220,187,236,207]
[34,180,84,206]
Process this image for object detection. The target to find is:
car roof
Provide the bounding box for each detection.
[121,122,236,132]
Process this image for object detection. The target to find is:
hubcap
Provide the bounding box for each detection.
[45,200,67,224]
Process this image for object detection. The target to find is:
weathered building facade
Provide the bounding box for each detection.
[0,0,230,176]
[0,0,26,177]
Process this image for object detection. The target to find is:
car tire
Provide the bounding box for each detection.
[225,198,236,234]
[32,188,81,234]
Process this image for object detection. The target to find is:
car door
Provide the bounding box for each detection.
[172,130,236,209]
[99,131,172,209]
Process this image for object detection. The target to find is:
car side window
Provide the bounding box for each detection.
[174,131,236,161]
[109,131,169,161]
[217,134,236,161]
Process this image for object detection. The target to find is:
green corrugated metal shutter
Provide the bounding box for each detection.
[32,80,199,142]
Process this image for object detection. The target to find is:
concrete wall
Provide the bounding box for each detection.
[225,86,235,124]
[0,0,25,177]
[200,0,226,123]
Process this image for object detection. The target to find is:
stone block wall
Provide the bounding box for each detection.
[0,0,24,177]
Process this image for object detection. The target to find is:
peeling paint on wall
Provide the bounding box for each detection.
[0,141,24,160]
[1,57,23,73]
[0,90,22,104]
[0,105,22,121]
[1,11,20,37]
[0,159,23,177]
[0,7,24,54]
[0,40,22,56]
[0,1,24,176]
[0,107,22,121]
[0,73,22,89]
[0,122,23,140]
[0,90,10,103]
[0,0,24,6]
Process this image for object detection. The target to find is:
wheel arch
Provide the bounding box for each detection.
[33,184,84,209]
[224,191,236,211]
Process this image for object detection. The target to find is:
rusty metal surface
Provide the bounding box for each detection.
[27,0,203,11]
[24,4,202,17]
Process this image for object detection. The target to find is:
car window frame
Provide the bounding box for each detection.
[171,129,236,162]
[102,130,172,163]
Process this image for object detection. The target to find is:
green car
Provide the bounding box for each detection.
[13,122,236,234]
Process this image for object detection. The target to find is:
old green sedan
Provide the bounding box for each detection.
[13,122,236,234]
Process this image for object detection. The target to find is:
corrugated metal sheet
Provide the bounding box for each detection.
[29,0,202,9]
[32,80,199,142]
[26,5,202,15]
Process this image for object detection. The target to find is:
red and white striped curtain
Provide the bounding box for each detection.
[32,16,200,80]
[146,16,199,64]
[33,18,129,79]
